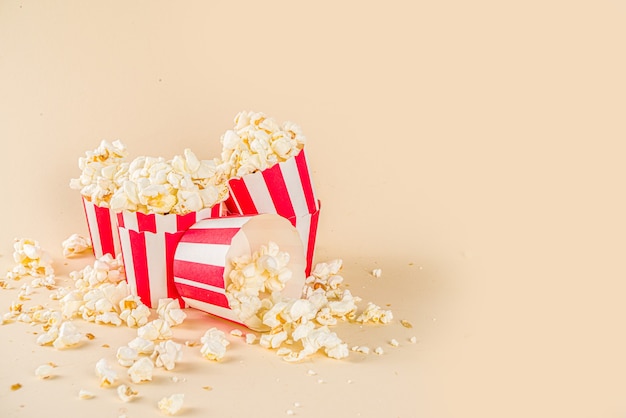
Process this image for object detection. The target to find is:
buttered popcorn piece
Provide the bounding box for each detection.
[128,357,154,383]
[371,268,382,278]
[70,140,129,207]
[61,234,92,258]
[156,298,186,326]
[119,295,151,328]
[200,328,230,361]
[158,393,184,415]
[355,302,393,324]
[219,110,306,178]
[117,384,138,402]
[95,358,118,387]
[152,340,183,371]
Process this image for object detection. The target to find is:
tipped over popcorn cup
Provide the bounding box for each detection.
[173,214,306,330]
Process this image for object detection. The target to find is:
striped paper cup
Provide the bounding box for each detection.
[173,213,306,328]
[82,197,121,258]
[224,148,320,274]
[117,203,224,308]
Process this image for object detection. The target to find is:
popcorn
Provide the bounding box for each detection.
[52,321,84,349]
[119,295,151,328]
[355,302,393,324]
[62,234,92,258]
[109,149,228,215]
[6,238,54,281]
[152,340,183,371]
[259,331,288,349]
[371,268,382,278]
[389,338,399,347]
[78,389,95,400]
[117,346,139,367]
[70,140,129,207]
[95,358,118,387]
[229,329,243,337]
[35,364,55,379]
[127,337,156,355]
[245,333,257,344]
[138,319,172,341]
[156,298,186,327]
[374,346,384,355]
[409,336,417,344]
[219,111,306,178]
[157,393,184,415]
[117,384,138,402]
[128,357,154,383]
[199,328,230,361]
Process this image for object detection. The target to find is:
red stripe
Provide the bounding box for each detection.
[117,212,125,228]
[210,204,222,218]
[165,232,185,303]
[173,259,226,288]
[262,164,296,220]
[176,212,197,231]
[95,204,115,256]
[178,227,240,245]
[295,149,318,214]
[137,212,157,233]
[128,230,152,307]
[227,178,258,215]
[305,207,321,276]
[224,196,239,215]
[175,282,230,309]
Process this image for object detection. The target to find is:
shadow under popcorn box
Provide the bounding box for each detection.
[224,148,321,275]
[172,213,306,329]
[82,197,121,258]
[116,203,225,308]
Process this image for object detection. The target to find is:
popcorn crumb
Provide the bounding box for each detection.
[409,336,417,344]
[286,410,295,416]
[355,346,370,354]
[230,328,243,337]
[35,364,54,379]
[202,386,213,391]
[400,319,413,328]
[117,384,138,402]
[11,383,22,391]
[374,346,384,355]
[317,379,325,384]
[306,369,317,376]
[294,402,302,408]
[245,333,257,344]
[78,389,95,399]
[371,268,382,278]
[389,339,399,347]
[158,393,184,415]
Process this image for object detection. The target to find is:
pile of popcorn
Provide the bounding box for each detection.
[218,110,306,178]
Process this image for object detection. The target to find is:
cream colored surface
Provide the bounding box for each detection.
[1,1,625,417]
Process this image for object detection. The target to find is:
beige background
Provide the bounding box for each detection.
[1,1,625,417]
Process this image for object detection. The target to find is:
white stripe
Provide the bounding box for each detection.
[281,157,309,216]
[122,211,139,231]
[293,214,312,260]
[83,199,103,256]
[188,216,251,230]
[175,242,230,267]
[180,297,240,324]
[244,172,276,214]
[156,213,177,234]
[117,229,138,297]
[173,276,225,294]
[145,232,167,307]
[299,150,320,211]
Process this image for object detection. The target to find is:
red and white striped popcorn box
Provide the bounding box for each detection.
[116,203,224,308]
[172,213,307,326]
[82,197,121,258]
[225,148,321,274]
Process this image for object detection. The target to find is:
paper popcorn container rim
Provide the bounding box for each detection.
[172,213,306,327]
[225,147,319,218]
[117,203,224,233]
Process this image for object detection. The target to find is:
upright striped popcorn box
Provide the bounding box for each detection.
[82,197,121,258]
[225,149,320,275]
[173,213,306,328]
[117,203,224,308]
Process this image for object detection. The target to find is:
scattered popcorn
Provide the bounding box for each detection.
[128,337,155,355]
[119,295,151,328]
[128,357,154,383]
[117,384,138,402]
[371,268,382,278]
[117,346,139,367]
[34,364,54,379]
[389,338,399,347]
[5,238,54,281]
[374,346,384,355]
[156,298,186,326]
[52,321,84,349]
[78,389,95,399]
[306,369,317,376]
[138,319,173,341]
[354,346,370,355]
[218,110,306,178]
[70,140,129,207]
[259,330,288,349]
[355,302,393,324]
[200,328,230,361]
[409,336,417,344]
[245,333,257,344]
[286,410,295,416]
[229,328,243,337]
[158,393,184,415]
[62,233,92,258]
[95,358,118,387]
[152,340,183,371]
